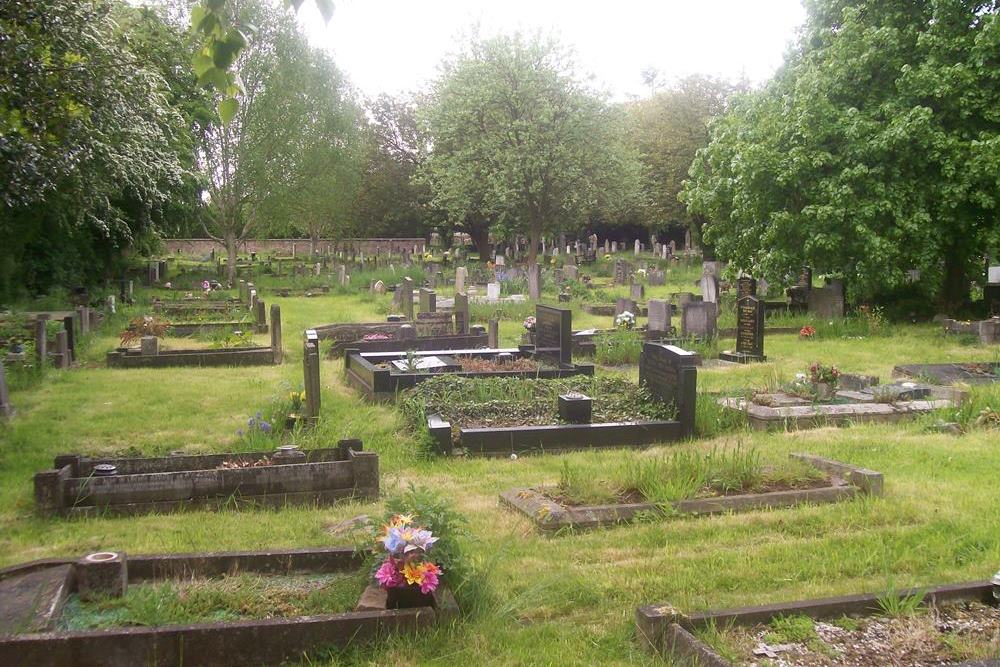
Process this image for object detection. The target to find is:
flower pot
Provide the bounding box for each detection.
[386,584,434,609]
[813,382,836,400]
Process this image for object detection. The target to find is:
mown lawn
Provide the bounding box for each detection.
[1,283,998,666]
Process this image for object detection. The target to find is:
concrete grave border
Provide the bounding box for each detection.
[34,440,377,516]
[500,453,883,532]
[636,579,997,667]
[0,546,458,667]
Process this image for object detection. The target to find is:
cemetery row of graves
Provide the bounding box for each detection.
[0,237,998,666]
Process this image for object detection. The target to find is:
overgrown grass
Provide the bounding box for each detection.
[594,328,643,365]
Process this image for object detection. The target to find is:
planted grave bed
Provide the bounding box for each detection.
[637,577,999,667]
[501,452,882,532]
[344,304,595,401]
[107,305,282,368]
[401,342,699,456]
[0,546,458,667]
[720,367,963,430]
[34,440,377,516]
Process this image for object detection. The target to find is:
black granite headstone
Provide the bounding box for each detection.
[534,304,572,366]
[638,343,698,436]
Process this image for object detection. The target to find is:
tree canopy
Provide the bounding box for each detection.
[682,0,1000,305]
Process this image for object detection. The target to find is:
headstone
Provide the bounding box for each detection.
[454,266,468,293]
[563,265,579,281]
[798,266,813,290]
[615,298,637,316]
[338,265,347,286]
[634,239,641,256]
[737,276,757,298]
[604,239,610,254]
[314,263,321,276]
[106,295,116,314]
[402,277,414,320]
[661,244,668,260]
[989,266,1000,284]
[33,319,47,367]
[527,264,541,300]
[807,282,845,319]
[419,288,436,314]
[676,292,695,308]
[494,254,505,267]
[681,301,717,338]
[630,283,644,301]
[454,292,469,334]
[684,228,692,251]
[0,361,13,418]
[486,282,501,301]
[270,304,283,364]
[488,319,499,348]
[76,306,90,334]
[303,330,321,421]
[721,296,765,363]
[639,343,698,436]
[648,269,665,286]
[139,336,159,356]
[700,272,718,304]
[534,305,572,366]
[647,299,670,335]
[613,260,629,285]
[611,241,618,253]
[372,280,386,295]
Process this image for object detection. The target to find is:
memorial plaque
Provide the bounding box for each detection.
[638,343,698,436]
[736,276,757,298]
[735,295,764,358]
[534,304,572,366]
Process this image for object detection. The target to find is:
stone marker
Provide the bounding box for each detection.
[0,360,14,418]
[55,330,69,369]
[419,288,436,313]
[454,266,467,293]
[34,318,47,367]
[486,282,501,301]
[488,319,499,348]
[534,304,572,366]
[634,239,641,256]
[401,277,414,320]
[563,265,579,281]
[647,299,671,336]
[303,330,321,421]
[615,297,638,316]
[721,295,765,363]
[630,283,644,301]
[270,304,283,364]
[140,336,159,356]
[807,282,845,319]
[454,292,470,334]
[639,343,699,437]
[372,280,386,295]
[700,271,718,304]
[737,276,757,298]
[681,301,717,338]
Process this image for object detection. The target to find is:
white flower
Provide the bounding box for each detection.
[510,453,518,461]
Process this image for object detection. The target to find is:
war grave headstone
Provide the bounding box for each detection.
[720,295,765,363]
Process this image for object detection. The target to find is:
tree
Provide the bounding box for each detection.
[423,33,642,289]
[627,75,742,247]
[351,94,437,240]
[199,0,316,283]
[682,0,1000,307]
[0,0,197,299]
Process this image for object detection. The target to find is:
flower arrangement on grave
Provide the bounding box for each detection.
[615,311,636,330]
[808,362,841,387]
[423,252,433,261]
[374,514,442,595]
[119,315,171,348]
[288,390,306,413]
[636,268,647,280]
[202,280,211,291]
[603,254,612,261]
[799,325,816,338]
[523,316,536,332]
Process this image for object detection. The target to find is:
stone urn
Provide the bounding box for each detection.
[813,382,836,401]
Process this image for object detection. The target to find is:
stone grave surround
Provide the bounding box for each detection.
[638,343,699,436]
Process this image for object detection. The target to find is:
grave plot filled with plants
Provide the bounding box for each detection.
[694,600,1000,666]
[399,375,674,432]
[59,571,370,630]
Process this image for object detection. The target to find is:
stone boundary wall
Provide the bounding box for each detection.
[163,238,426,257]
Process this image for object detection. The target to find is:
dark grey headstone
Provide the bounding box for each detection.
[639,343,698,436]
[737,276,757,298]
[735,295,764,358]
[534,304,572,366]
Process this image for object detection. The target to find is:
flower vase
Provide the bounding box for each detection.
[813,382,835,401]
[387,584,434,609]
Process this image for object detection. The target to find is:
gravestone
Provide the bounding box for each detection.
[401,277,414,320]
[563,265,579,281]
[486,282,501,301]
[415,312,453,336]
[737,276,757,298]
[140,336,159,356]
[676,292,695,308]
[639,343,698,437]
[648,269,665,286]
[615,298,638,316]
[647,299,671,336]
[613,260,629,285]
[419,288,436,313]
[338,265,347,286]
[527,264,541,300]
[720,296,765,363]
[33,319,47,367]
[0,360,14,418]
[303,330,321,421]
[372,280,386,295]
[681,301,717,338]
[270,304,283,364]
[807,282,845,319]
[55,330,69,369]
[634,239,641,256]
[454,266,468,293]
[630,283,644,301]
[453,292,470,334]
[700,272,718,304]
[604,239,610,254]
[488,319,499,348]
[611,241,618,253]
[534,305,572,366]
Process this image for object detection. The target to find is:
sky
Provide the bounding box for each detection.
[295,0,807,101]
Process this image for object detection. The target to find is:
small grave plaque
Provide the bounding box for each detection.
[534,304,571,366]
[391,355,450,372]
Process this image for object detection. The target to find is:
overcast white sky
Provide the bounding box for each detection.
[294,0,806,101]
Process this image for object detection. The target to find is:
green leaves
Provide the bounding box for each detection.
[217,97,238,125]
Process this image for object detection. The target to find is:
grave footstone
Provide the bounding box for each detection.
[639,343,698,437]
[720,295,765,363]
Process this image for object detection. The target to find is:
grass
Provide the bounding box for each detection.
[2,276,1000,665]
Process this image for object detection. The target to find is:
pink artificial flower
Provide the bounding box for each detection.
[375,558,405,588]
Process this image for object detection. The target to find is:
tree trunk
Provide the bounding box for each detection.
[468,221,491,262]
[527,223,541,300]
[941,245,970,311]
[225,233,238,287]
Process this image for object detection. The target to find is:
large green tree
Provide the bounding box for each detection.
[682,0,1000,306]
[422,33,643,284]
[0,0,198,299]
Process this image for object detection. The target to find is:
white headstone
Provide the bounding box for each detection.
[634,239,641,256]
[989,266,1000,284]
[455,266,468,293]
[487,282,501,301]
